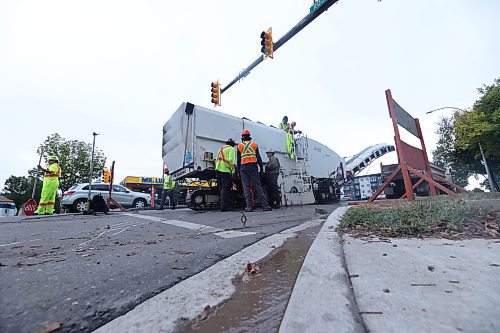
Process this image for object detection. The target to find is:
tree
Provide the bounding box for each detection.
[3,173,42,212]
[454,78,500,182]
[37,133,107,191]
[3,133,107,210]
[432,116,470,187]
[433,78,500,189]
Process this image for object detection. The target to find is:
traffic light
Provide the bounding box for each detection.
[102,168,111,183]
[260,27,273,58]
[211,81,221,107]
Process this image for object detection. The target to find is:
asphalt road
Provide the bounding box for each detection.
[0,204,338,333]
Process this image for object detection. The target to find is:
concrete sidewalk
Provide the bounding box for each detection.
[280,207,500,333]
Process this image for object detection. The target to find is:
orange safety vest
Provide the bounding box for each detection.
[238,141,258,164]
[44,164,61,178]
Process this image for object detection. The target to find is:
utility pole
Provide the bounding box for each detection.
[479,143,499,192]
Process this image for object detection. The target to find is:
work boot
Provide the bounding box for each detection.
[263,206,272,211]
[171,206,176,210]
[244,207,253,212]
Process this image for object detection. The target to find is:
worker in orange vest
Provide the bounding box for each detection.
[237,130,272,212]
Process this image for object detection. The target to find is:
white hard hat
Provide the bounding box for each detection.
[266,148,274,153]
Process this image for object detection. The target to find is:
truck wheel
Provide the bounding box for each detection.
[73,199,88,213]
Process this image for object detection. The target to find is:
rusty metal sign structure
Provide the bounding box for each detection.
[369,89,467,202]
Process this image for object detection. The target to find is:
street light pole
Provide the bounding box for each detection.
[87,132,99,212]
[425,106,467,114]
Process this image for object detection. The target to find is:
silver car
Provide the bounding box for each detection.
[61,183,151,213]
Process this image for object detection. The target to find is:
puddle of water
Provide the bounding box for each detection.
[181,226,321,333]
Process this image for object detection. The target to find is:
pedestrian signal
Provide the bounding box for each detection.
[211,81,221,107]
[102,168,111,183]
[260,27,273,58]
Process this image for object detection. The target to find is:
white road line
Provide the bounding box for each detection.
[93,218,324,333]
[0,241,21,247]
[123,213,256,239]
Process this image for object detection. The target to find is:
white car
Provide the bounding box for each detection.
[61,183,151,212]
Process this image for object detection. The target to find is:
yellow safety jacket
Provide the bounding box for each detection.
[215,145,236,173]
[163,175,175,190]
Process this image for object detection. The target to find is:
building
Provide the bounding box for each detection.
[343,173,383,200]
[0,195,16,217]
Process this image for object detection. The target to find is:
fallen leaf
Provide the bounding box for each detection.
[205,256,215,260]
[428,265,435,272]
[383,288,390,293]
[33,321,62,333]
[489,263,499,267]
[449,280,460,284]
[246,262,260,274]
[199,304,211,321]
[126,251,137,256]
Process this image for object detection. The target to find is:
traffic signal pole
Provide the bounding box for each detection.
[221,0,341,94]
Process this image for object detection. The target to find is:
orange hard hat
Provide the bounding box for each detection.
[242,129,251,136]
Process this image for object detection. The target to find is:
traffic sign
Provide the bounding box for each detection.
[310,0,328,13]
[24,199,38,216]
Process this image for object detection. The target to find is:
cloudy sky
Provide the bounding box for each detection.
[1,0,499,188]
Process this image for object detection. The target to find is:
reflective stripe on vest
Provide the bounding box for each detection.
[216,145,235,171]
[238,141,257,164]
[163,175,175,189]
[45,164,61,178]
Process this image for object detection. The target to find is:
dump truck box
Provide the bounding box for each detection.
[162,102,344,206]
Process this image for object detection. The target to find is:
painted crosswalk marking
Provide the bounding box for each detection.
[123,213,256,238]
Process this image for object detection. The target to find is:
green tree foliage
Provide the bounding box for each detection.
[38,133,107,191]
[433,78,499,188]
[3,133,107,210]
[3,173,42,211]
[432,116,470,187]
[454,78,500,176]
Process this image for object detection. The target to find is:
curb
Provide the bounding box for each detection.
[279,206,364,333]
[93,218,326,333]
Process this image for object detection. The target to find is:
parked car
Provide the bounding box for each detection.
[61,183,151,213]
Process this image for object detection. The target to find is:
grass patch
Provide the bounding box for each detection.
[340,195,499,238]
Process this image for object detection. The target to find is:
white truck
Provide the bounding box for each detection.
[162,102,345,210]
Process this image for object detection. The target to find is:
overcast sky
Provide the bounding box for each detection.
[1,0,499,188]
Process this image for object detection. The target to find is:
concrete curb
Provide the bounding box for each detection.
[93,218,326,333]
[279,206,364,333]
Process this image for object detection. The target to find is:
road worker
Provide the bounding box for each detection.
[237,130,272,212]
[278,116,291,132]
[159,167,176,210]
[215,138,236,212]
[34,156,62,215]
[265,148,281,209]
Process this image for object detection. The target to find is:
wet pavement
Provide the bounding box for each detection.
[0,205,338,333]
[181,226,321,333]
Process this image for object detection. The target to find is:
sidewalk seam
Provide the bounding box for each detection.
[339,231,369,333]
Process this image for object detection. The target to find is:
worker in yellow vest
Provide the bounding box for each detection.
[237,130,272,212]
[159,167,176,210]
[35,156,62,215]
[215,138,236,212]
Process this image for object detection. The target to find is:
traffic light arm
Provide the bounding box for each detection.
[221,0,340,94]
